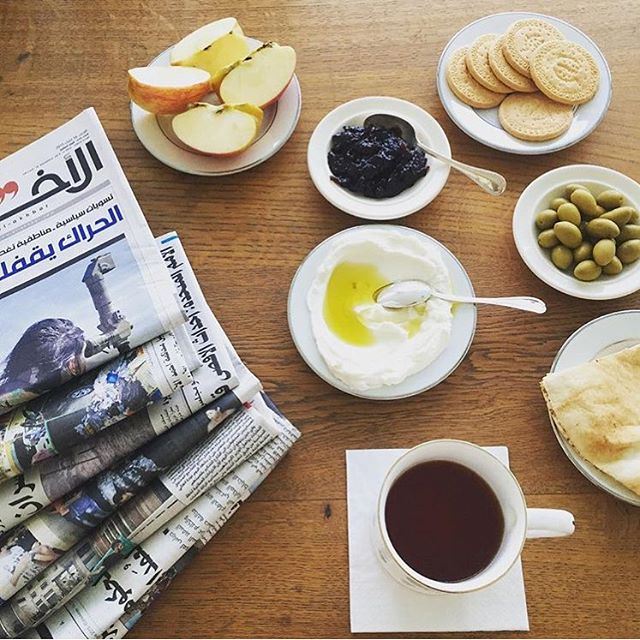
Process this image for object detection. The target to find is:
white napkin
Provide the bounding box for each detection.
[346,447,529,633]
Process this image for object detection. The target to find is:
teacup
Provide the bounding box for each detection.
[372,439,575,594]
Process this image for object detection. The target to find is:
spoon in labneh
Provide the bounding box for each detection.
[363,113,507,196]
[375,280,546,314]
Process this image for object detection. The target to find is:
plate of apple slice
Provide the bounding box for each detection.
[129,17,301,175]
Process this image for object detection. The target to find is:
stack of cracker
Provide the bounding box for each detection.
[446,19,600,142]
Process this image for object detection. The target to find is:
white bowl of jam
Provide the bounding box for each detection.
[307,96,451,220]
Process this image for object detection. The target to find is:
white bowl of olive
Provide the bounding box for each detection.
[513,164,640,300]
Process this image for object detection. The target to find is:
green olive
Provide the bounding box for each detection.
[570,189,599,218]
[592,239,616,266]
[574,260,602,281]
[603,256,623,275]
[550,197,569,210]
[550,245,573,270]
[601,206,634,226]
[553,221,582,248]
[538,229,559,248]
[573,241,593,263]
[556,203,581,225]
[586,218,620,239]
[629,209,640,224]
[535,209,559,230]
[596,189,624,210]
[618,224,640,242]
[565,183,587,199]
[595,205,606,216]
[617,239,640,264]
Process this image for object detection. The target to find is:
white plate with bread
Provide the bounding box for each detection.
[543,310,640,506]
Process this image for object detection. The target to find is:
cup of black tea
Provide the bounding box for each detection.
[374,440,574,594]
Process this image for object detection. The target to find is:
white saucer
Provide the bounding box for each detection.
[130,39,301,176]
[548,310,640,506]
[307,97,451,220]
[287,225,476,400]
[436,12,612,155]
[513,164,640,300]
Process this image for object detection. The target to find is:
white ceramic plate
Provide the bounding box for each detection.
[436,12,612,155]
[513,164,640,300]
[130,39,301,176]
[548,311,640,506]
[287,225,476,399]
[307,97,451,220]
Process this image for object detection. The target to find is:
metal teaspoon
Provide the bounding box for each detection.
[363,113,507,196]
[374,279,546,314]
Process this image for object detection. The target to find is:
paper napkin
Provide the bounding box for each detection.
[346,447,529,633]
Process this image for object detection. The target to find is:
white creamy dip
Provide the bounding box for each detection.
[307,228,452,391]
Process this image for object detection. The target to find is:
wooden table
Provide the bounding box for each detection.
[2,0,640,637]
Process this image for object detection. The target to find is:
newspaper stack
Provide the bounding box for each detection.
[0,113,301,638]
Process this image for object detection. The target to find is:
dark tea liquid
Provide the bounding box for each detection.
[384,460,505,583]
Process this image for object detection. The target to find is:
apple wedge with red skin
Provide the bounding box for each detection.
[218,43,296,109]
[128,67,212,114]
[172,103,264,157]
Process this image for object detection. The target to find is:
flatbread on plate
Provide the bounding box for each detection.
[541,344,640,496]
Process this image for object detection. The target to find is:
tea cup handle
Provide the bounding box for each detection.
[526,508,575,538]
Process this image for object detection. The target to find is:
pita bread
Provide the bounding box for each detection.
[541,344,640,496]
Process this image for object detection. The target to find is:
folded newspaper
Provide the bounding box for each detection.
[0,232,243,533]
[28,402,300,639]
[0,110,301,638]
[0,379,257,602]
[0,109,186,414]
[0,234,299,637]
[0,400,281,636]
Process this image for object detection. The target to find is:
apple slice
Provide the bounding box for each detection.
[218,43,296,109]
[128,66,212,114]
[172,103,263,156]
[170,17,250,85]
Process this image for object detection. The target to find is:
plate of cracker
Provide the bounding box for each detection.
[436,12,612,155]
[541,310,640,506]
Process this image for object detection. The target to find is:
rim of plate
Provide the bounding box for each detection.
[436,11,613,155]
[287,225,476,400]
[130,41,301,176]
[307,97,451,220]
[548,310,640,506]
[513,164,640,300]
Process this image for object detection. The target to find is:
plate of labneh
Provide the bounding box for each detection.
[288,225,477,400]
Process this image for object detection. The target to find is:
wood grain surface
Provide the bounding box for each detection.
[2,0,640,637]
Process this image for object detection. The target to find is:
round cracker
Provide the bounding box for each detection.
[503,19,564,77]
[498,92,574,141]
[488,36,538,92]
[446,47,505,109]
[530,40,600,105]
[465,34,512,93]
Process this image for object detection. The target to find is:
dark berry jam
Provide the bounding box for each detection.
[328,125,429,199]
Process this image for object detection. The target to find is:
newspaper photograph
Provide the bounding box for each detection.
[0,371,260,534]
[27,412,301,639]
[0,403,282,637]
[0,394,251,602]
[0,109,186,414]
[0,331,197,482]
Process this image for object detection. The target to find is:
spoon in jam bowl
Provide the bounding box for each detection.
[375,280,546,314]
[363,114,507,196]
